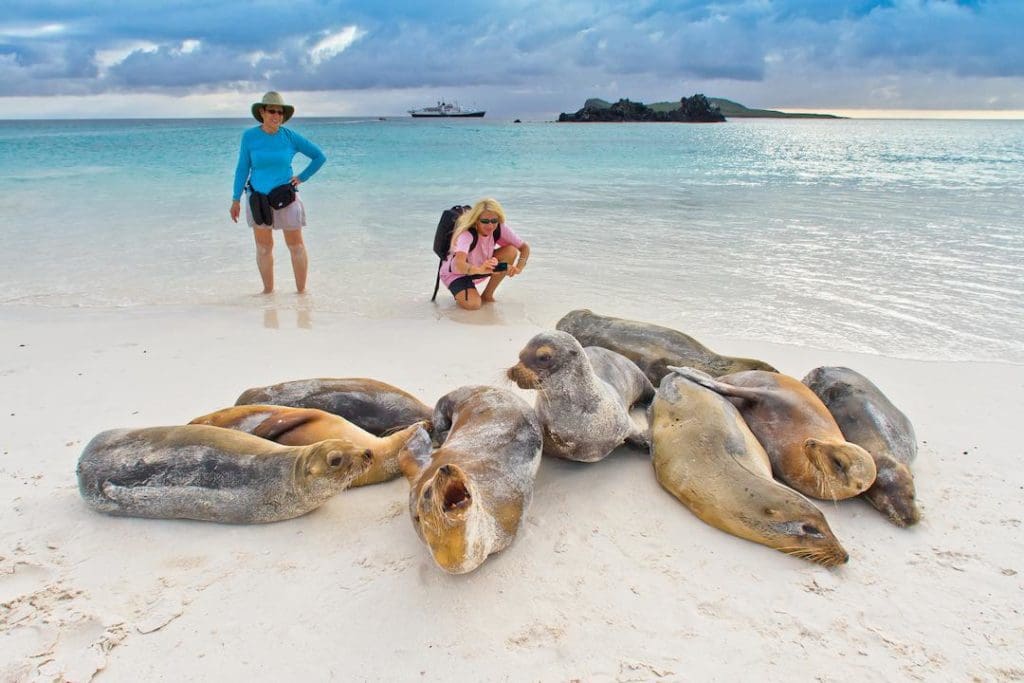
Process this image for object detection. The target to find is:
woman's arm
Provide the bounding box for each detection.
[289,130,327,183]
[508,241,529,276]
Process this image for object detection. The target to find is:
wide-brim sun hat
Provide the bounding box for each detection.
[252,91,295,123]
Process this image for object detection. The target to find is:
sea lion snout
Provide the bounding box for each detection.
[506,362,539,389]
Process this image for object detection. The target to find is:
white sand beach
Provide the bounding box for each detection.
[2,303,1022,682]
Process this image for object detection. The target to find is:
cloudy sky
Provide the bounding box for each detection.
[2,0,1022,119]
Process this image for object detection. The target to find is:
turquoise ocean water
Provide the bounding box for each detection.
[1,117,1022,362]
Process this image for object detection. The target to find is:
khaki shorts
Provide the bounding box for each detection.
[246,196,307,231]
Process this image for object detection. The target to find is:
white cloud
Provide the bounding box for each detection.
[180,39,201,54]
[94,41,160,74]
[0,23,65,39]
[309,26,365,66]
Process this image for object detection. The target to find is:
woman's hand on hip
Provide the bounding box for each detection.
[291,176,302,187]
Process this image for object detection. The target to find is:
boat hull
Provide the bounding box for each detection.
[410,111,486,118]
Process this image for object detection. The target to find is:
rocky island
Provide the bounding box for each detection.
[559,94,725,123]
[558,94,842,122]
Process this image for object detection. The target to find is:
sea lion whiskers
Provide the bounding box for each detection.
[774,544,848,567]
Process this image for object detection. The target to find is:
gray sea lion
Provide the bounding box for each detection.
[671,367,877,501]
[235,378,433,436]
[555,309,777,384]
[77,424,372,524]
[652,370,848,566]
[802,366,921,527]
[507,330,654,462]
[398,386,542,574]
[188,405,429,488]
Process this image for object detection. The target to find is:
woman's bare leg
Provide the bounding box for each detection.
[253,228,274,294]
[454,286,482,311]
[481,245,519,303]
[283,228,308,293]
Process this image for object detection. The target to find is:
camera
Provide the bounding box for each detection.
[493,261,509,272]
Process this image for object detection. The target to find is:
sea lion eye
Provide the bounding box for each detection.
[328,454,343,467]
[801,524,823,537]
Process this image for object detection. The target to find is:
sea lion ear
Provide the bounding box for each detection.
[398,426,433,481]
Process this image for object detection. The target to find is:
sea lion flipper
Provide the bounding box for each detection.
[667,366,761,402]
[251,409,322,441]
[398,426,433,481]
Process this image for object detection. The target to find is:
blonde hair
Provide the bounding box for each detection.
[450,198,507,253]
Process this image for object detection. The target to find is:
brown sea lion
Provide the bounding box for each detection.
[671,367,877,501]
[77,424,372,524]
[555,308,777,384]
[188,405,429,488]
[652,370,848,566]
[507,330,654,462]
[234,377,433,436]
[398,385,542,574]
[802,366,921,527]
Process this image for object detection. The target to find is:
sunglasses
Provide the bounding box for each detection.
[264,108,284,115]
[478,218,499,224]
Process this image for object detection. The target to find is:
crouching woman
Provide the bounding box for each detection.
[439,198,530,310]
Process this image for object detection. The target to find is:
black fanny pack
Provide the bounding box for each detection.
[267,183,296,209]
[248,182,297,226]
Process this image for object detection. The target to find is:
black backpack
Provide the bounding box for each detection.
[430,205,501,301]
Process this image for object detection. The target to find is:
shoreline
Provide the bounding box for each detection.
[2,304,1022,680]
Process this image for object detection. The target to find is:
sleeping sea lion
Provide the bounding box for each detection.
[671,367,876,501]
[77,424,372,524]
[652,370,848,566]
[507,330,654,462]
[234,377,433,436]
[188,405,429,488]
[399,386,542,574]
[555,308,777,384]
[802,366,921,527]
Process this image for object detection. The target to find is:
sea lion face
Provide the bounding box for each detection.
[409,462,487,574]
[507,331,582,389]
[752,504,849,567]
[304,440,373,482]
[863,458,920,527]
[803,438,877,500]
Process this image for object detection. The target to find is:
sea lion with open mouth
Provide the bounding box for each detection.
[398,385,542,574]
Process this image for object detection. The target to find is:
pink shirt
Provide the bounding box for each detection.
[439,223,525,288]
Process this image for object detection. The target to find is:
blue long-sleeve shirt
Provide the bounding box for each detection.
[232,126,326,201]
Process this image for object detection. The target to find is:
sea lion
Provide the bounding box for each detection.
[234,377,433,436]
[398,385,542,574]
[671,367,877,501]
[507,330,654,462]
[555,309,777,384]
[77,424,372,524]
[188,405,429,488]
[652,370,848,566]
[802,366,921,527]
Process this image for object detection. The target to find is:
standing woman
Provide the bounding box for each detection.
[440,198,530,310]
[230,92,326,294]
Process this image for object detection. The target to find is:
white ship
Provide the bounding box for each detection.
[408,100,485,118]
